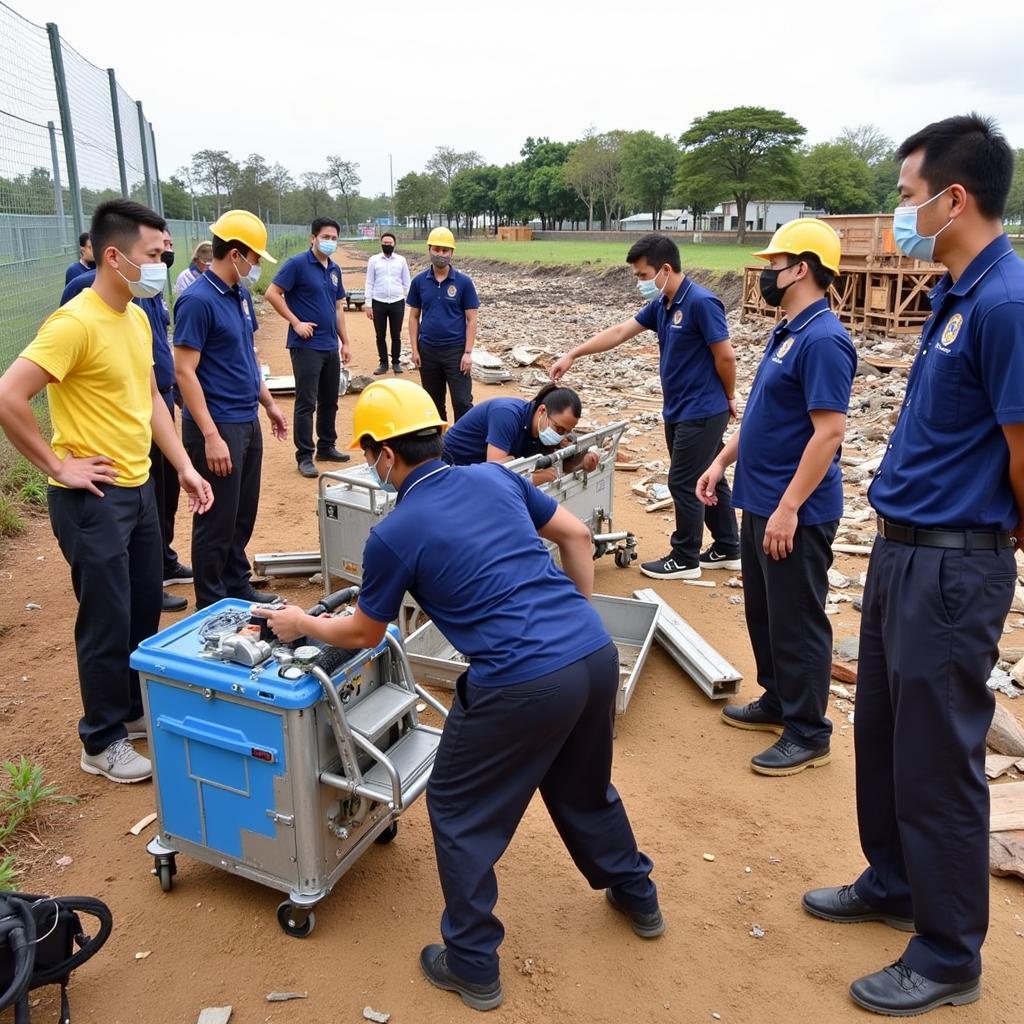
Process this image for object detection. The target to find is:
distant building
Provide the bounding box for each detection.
[620,209,691,231]
[715,200,808,232]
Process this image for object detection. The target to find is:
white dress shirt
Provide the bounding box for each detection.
[365,251,411,304]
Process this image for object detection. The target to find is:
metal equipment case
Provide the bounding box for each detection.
[130,599,445,936]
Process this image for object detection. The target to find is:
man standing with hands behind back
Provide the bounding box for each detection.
[365,230,410,375]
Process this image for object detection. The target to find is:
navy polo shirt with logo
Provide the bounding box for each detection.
[406,266,480,348]
[357,459,610,686]
[60,269,175,392]
[442,397,550,465]
[271,248,346,352]
[65,261,90,286]
[733,298,856,525]
[173,269,262,423]
[870,234,1024,530]
[634,278,731,422]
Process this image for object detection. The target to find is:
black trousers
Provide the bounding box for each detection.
[182,418,263,609]
[427,642,657,984]
[372,299,404,364]
[740,511,837,749]
[665,412,739,562]
[48,483,161,755]
[419,344,473,422]
[149,390,181,575]
[853,537,1016,983]
[289,346,340,464]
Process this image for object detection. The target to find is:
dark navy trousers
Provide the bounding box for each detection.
[426,641,657,984]
[853,536,1017,983]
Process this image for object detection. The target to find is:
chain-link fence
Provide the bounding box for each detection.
[0,2,163,372]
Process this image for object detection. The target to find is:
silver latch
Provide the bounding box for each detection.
[266,810,294,827]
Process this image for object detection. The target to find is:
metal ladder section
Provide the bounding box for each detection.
[313,632,448,813]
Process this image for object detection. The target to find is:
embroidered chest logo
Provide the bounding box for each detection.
[447,284,457,298]
[773,338,795,362]
[331,271,339,288]
[938,313,963,351]
[671,309,683,326]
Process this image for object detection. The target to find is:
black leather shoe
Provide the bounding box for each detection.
[605,888,665,938]
[850,960,980,1016]
[373,362,389,375]
[721,698,784,735]
[392,362,403,374]
[161,590,187,612]
[298,460,318,478]
[802,884,914,932]
[231,586,279,604]
[317,447,351,462]
[419,944,503,1011]
[751,737,830,776]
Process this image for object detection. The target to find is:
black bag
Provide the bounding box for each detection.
[0,891,112,1023]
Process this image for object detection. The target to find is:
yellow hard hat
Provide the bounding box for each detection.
[752,218,841,275]
[427,226,456,250]
[209,209,277,263]
[349,379,447,449]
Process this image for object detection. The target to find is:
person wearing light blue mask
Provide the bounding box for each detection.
[265,217,352,478]
[803,114,1024,1020]
[440,382,599,484]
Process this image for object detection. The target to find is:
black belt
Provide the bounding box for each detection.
[877,517,1014,550]
[158,385,175,394]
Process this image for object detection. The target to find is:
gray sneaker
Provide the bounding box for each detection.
[80,738,152,783]
[124,715,149,741]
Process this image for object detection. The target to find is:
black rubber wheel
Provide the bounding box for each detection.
[375,820,399,845]
[156,860,173,892]
[355,303,364,311]
[615,548,632,568]
[277,901,316,938]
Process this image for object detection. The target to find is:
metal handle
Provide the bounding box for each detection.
[306,585,360,617]
[384,630,448,720]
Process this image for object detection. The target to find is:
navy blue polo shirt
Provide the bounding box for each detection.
[733,298,856,525]
[634,278,731,422]
[173,269,262,423]
[60,270,175,392]
[442,397,550,465]
[358,460,610,686]
[406,266,480,347]
[65,261,90,286]
[271,249,346,351]
[871,235,1024,530]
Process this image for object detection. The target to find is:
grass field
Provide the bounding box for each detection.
[354,238,755,273]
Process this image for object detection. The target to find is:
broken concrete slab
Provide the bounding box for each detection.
[990,782,1024,832]
[988,704,1024,758]
[989,830,1024,880]
[196,1009,232,1024]
[985,755,1022,780]
[834,636,860,662]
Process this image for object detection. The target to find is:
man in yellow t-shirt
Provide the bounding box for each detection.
[0,199,213,784]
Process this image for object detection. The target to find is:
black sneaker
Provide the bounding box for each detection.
[231,586,279,603]
[161,590,188,612]
[163,562,193,586]
[419,944,503,1011]
[721,698,784,735]
[699,544,741,571]
[392,362,403,374]
[639,554,701,580]
[605,889,665,938]
[373,362,389,375]
[298,460,318,478]
[316,447,351,462]
[751,737,831,777]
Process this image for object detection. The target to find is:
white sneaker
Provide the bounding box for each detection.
[124,715,149,740]
[80,738,152,783]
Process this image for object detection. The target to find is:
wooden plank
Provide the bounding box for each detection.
[614,462,642,472]
[833,543,873,555]
[645,498,674,513]
[990,782,1024,832]
[830,662,858,686]
[988,704,1024,758]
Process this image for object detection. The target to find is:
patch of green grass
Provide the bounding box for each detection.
[0,756,77,848]
[0,493,24,538]
[0,400,51,537]
[353,238,755,274]
[0,852,16,891]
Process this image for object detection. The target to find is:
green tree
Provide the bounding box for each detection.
[160,176,192,219]
[495,163,532,225]
[801,142,875,213]
[299,171,331,219]
[564,129,623,230]
[449,165,499,233]
[232,153,274,220]
[326,156,361,230]
[836,124,894,166]
[527,164,577,229]
[190,149,238,217]
[1007,148,1024,227]
[871,155,901,213]
[426,146,483,188]
[394,171,447,230]
[680,107,805,243]
[268,162,295,223]
[620,131,680,229]
[673,152,726,229]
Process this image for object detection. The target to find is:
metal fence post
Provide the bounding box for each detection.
[149,122,165,216]
[47,119,68,247]
[46,21,84,241]
[136,100,153,209]
[108,68,129,198]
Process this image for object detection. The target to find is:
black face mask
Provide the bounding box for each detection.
[758,262,801,307]
[381,244,395,256]
[85,259,96,269]
[160,250,176,269]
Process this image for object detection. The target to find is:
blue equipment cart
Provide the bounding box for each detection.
[129,594,446,937]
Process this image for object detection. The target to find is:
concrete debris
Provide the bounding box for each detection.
[196,1009,232,1024]
[511,344,544,366]
[266,992,308,1002]
[834,637,860,663]
[988,667,1024,699]
[363,1008,392,1023]
[347,374,374,394]
[990,831,1024,880]
[1011,656,1024,688]
[749,924,766,938]
[829,684,854,701]
[985,755,1024,780]
[827,568,850,589]
[25,602,41,610]
[988,704,1024,758]
[703,852,716,862]
[471,348,503,369]
[725,576,743,588]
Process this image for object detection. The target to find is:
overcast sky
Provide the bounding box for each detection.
[17,0,1024,198]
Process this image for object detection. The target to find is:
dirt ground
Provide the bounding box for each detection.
[2,252,1022,1024]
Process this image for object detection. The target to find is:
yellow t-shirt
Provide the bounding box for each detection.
[21,287,154,487]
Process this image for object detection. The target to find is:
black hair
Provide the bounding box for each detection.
[211,236,251,260]
[896,113,1013,220]
[625,232,681,274]
[89,200,165,257]
[311,217,341,235]
[78,231,90,247]
[531,382,582,418]
[360,428,444,466]
[380,231,397,243]
[793,251,835,291]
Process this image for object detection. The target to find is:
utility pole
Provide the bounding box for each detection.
[389,153,395,226]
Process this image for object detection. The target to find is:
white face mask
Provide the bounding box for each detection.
[235,253,262,289]
[116,251,167,298]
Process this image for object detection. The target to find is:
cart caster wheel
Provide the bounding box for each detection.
[277,901,316,938]
[153,855,176,892]
[375,821,399,845]
[615,548,633,568]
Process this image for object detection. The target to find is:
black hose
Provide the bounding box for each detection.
[0,895,36,1013]
[306,585,360,618]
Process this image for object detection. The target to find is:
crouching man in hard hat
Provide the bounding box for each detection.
[256,379,661,1011]
[407,227,480,422]
[697,219,856,776]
